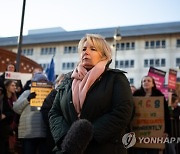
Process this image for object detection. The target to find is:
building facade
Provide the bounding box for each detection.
[0,21,180,88]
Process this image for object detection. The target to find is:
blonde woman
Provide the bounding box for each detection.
[49,34,133,154]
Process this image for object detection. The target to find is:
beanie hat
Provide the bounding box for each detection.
[31,72,48,82]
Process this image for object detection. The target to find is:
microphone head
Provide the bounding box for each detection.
[61,119,93,154]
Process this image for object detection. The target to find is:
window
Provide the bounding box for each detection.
[129,78,134,85]
[131,42,135,49]
[150,59,154,66]
[126,43,130,50]
[120,43,125,50]
[162,40,166,48]
[64,46,78,54]
[156,40,160,48]
[119,42,135,50]
[130,60,134,67]
[144,59,148,67]
[145,40,166,49]
[125,60,129,68]
[150,41,155,48]
[22,48,33,56]
[40,47,56,55]
[62,62,76,70]
[155,59,160,67]
[177,39,180,47]
[161,59,166,67]
[176,58,180,67]
[120,61,124,68]
[145,41,149,49]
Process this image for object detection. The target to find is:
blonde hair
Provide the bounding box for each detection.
[78,34,112,61]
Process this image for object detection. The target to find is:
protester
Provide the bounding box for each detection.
[40,73,65,154]
[0,63,23,98]
[130,85,136,94]
[23,67,43,91]
[133,75,171,154]
[13,72,49,154]
[0,80,18,154]
[166,92,179,154]
[49,34,133,154]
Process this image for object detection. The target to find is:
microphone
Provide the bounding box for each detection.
[61,119,93,154]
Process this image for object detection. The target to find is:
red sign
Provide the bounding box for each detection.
[168,69,177,90]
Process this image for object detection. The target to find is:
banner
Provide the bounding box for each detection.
[30,81,53,107]
[148,67,166,90]
[131,96,165,149]
[168,69,177,90]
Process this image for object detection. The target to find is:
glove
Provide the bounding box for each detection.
[27,92,36,101]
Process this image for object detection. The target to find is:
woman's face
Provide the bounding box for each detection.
[6,82,16,93]
[7,64,15,72]
[81,41,103,69]
[142,76,154,90]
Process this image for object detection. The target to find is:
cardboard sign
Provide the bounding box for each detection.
[132,97,165,149]
[30,81,53,107]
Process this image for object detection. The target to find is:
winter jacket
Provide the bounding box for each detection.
[13,90,47,138]
[49,69,134,154]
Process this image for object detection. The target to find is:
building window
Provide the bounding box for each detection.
[177,39,180,47]
[22,48,34,56]
[40,47,56,55]
[64,46,78,54]
[145,41,149,49]
[176,58,180,67]
[120,61,124,68]
[145,40,166,49]
[130,60,134,68]
[62,62,77,70]
[155,59,160,67]
[119,42,135,50]
[129,78,134,85]
[144,59,148,67]
[162,40,166,48]
[150,59,154,66]
[161,58,166,67]
[156,40,160,48]
[125,60,129,68]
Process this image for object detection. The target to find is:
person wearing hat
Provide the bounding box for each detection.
[13,72,49,154]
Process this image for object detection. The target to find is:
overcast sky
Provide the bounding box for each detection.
[0,0,180,37]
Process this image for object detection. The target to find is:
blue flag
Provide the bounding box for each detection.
[45,57,55,82]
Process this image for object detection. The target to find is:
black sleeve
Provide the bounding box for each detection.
[40,89,57,126]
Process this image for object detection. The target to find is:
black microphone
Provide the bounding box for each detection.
[61,119,93,154]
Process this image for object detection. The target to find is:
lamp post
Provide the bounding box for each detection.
[16,0,26,72]
[114,27,121,68]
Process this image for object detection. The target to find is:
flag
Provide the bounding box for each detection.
[45,57,55,83]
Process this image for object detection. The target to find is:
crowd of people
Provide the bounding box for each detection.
[0,34,179,154]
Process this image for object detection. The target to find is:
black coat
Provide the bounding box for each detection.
[41,89,57,154]
[133,88,171,135]
[49,69,133,154]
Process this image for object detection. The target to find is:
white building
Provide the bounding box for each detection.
[0,21,180,88]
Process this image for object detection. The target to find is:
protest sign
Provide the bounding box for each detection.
[168,69,177,90]
[132,97,165,149]
[30,81,53,107]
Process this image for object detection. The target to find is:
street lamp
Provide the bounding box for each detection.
[16,0,26,72]
[114,27,122,68]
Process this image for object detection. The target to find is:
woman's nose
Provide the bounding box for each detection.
[84,48,90,54]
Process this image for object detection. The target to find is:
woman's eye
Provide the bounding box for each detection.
[91,48,97,51]
[82,48,86,51]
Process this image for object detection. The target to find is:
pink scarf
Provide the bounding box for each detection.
[71,60,108,115]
